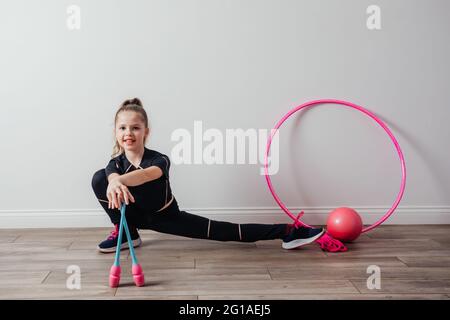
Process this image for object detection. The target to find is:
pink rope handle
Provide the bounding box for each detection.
[264,99,406,233]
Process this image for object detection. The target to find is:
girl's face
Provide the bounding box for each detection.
[115,111,149,152]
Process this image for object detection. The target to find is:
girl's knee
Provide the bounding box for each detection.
[91,169,107,192]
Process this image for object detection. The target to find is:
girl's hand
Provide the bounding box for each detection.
[106,177,135,209]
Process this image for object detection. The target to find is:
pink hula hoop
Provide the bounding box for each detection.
[264,99,406,233]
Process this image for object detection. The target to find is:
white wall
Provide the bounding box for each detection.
[1,0,449,228]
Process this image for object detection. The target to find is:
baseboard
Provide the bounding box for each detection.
[0,206,449,229]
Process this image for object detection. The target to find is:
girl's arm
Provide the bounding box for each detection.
[111,166,163,187]
[107,173,120,183]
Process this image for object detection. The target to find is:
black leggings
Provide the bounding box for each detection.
[91,169,289,242]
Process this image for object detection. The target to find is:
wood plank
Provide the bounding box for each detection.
[430,237,450,247]
[114,279,358,297]
[397,256,450,268]
[0,284,116,299]
[0,249,129,262]
[344,237,443,248]
[43,268,271,285]
[0,242,73,252]
[268,267,450,280]
[0,259,116,272]
[69,238,256,250]
[143,248,326,261]
[14,234,107,242]
[42,270,110,286]
[351,279,450,294]
[0,271,50,285]
[0,234,19,242]
[324,248,450,258]
[122,256,195,270]
[0,230,22,236]
[0,255,193,272]
[196,256,407,269]
[366,225,450,239]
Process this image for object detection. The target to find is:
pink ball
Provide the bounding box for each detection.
[326,207,363,242]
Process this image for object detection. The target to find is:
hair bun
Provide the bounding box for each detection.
[121,98,143,107]
[130,98,142,106]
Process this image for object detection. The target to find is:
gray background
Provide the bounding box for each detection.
[0,0,449,227]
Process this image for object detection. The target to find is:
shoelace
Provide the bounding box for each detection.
[107,225,119,240]
[315,232,348,252]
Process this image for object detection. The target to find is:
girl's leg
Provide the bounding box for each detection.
[92,169,143,252]
[137,198,290,242]
[91,170,311,244]
[91,169,142,227]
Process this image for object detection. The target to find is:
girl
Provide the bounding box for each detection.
[91,98,324,253]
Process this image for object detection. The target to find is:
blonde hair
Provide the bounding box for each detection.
[111,98,150,158]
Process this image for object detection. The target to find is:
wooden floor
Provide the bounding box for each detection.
[0,225,449,300]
